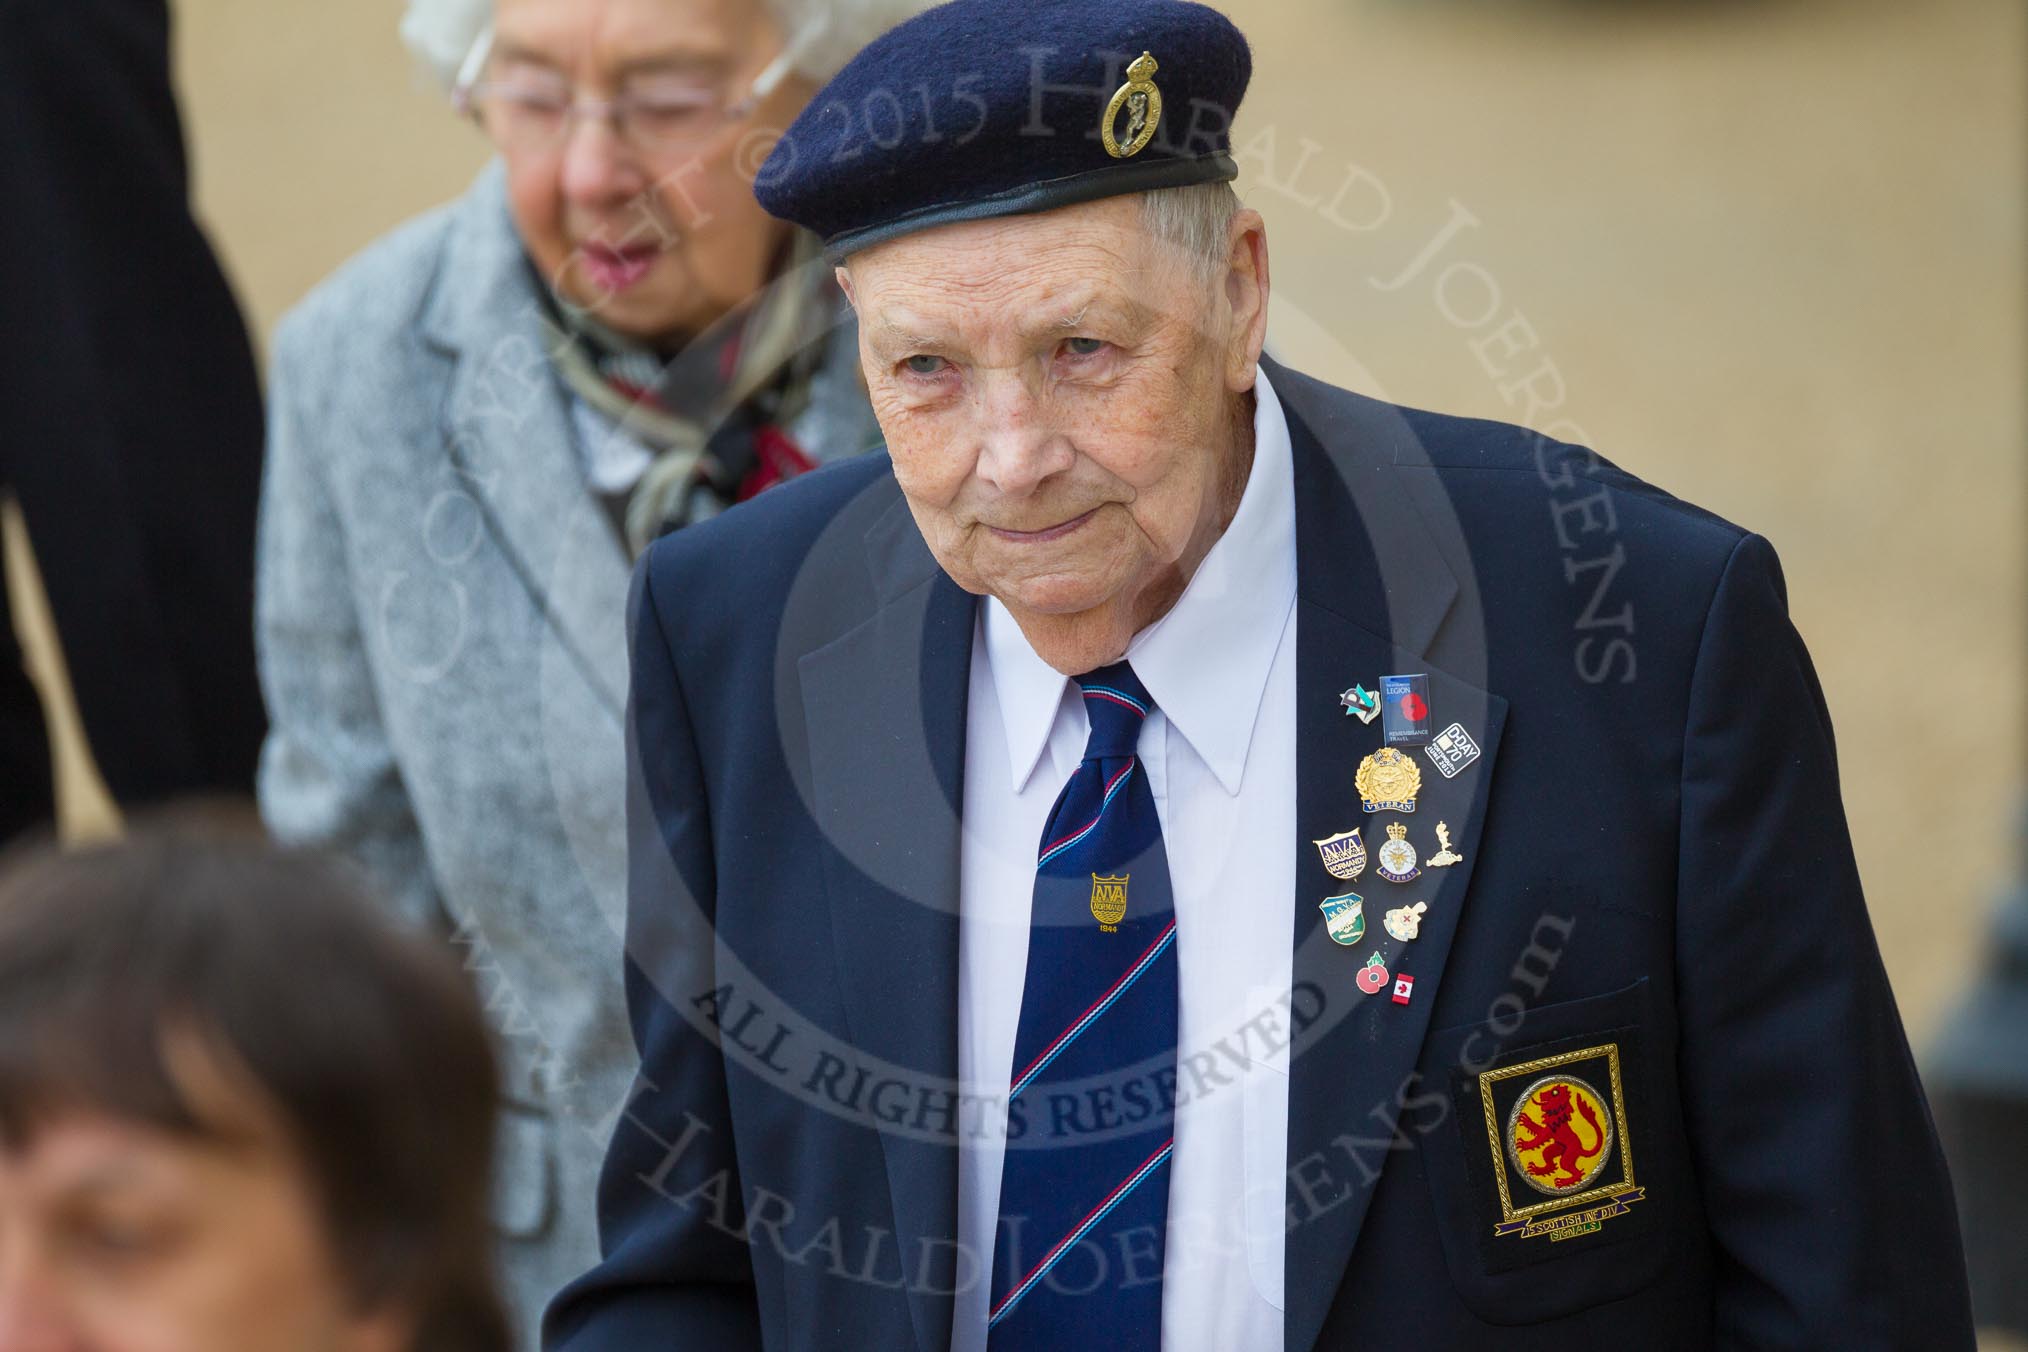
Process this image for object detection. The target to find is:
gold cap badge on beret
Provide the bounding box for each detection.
[1102,52,1164,159]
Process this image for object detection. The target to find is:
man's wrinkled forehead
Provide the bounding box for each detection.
[847,200,1180,350]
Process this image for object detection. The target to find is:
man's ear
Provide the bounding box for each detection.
[835,264,858,310]
[1222,209,1270,392]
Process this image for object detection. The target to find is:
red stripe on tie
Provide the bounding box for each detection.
[1083,689,1147,717]
[1009,919,1177,1096]
[1036,761,1136,863]
[989,1138,1175,1324]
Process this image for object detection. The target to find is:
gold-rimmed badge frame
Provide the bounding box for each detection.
[1476,1042,1636,1223]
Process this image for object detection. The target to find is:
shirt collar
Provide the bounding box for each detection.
[984,366,1299,796]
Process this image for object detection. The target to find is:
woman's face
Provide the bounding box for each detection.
[486,0,813,343]
[0,1048,405,1352]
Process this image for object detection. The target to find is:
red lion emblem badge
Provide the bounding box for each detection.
[1506,1075,1614,1195]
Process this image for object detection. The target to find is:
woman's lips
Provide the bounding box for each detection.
[987,508,1098,544]
[580,244,658,294]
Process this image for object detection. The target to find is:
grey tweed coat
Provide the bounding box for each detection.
[256,161,869,1345]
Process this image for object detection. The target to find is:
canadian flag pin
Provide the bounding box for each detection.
[1391,974,1415,1005]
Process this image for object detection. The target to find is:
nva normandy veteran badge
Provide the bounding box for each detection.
[1090,874,1129,932]
[1477,1043,1645,1242]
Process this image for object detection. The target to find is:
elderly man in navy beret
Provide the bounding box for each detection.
[547,2,1975,1349]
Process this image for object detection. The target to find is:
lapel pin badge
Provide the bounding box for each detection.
[1425,722,1483,780]
[1356,952,1390,996]
[1391,973,1415,1005]
[1355,747,1422,814]
[1427,821,1464,868]
[1377,822,1421,883]
[1381,674,1433,747]
[1384,900,1428,942]
[1319,892,1366,946]
[1339,683,1382,724]
[1313,828,1367,880]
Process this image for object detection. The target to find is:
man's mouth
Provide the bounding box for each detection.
[578,242,660,294]
[986,508,1099,544]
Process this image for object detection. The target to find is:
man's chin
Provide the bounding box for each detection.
[987,573,1123,621]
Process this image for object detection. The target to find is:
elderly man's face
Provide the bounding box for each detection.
[843,196,1270,671]
[487,0,811,343]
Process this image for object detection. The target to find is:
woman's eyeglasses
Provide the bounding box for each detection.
[452,23,811,156]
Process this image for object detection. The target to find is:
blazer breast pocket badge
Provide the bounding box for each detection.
[1477,1043,1645,1243]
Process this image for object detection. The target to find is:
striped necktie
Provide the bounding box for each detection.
[988,662,1179,1350]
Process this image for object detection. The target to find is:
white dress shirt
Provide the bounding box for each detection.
[953,368,1299,1352]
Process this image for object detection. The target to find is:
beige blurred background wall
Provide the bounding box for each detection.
[12,0,2023,1055]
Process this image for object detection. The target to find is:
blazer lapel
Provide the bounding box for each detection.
[798,495,976,1352]
[1274,364,1510,1352]
[422,163,631,721]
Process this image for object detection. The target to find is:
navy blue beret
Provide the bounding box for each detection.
[755,0,1252,258]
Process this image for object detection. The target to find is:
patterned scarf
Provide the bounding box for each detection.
[538,230,855,555]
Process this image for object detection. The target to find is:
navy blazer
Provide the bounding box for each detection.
[547,360,1973,1350]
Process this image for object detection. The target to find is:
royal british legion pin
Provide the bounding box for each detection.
[1381,674,1433,748]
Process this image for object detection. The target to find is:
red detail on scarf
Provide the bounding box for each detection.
[606,377,668,413]
[738,425,817,501]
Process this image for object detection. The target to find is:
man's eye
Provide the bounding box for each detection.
[904,355,948,376]
[1063,337,1107,358]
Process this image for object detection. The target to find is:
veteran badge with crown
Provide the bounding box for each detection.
[1355,747,1422,814]
[1376,822,1420,883]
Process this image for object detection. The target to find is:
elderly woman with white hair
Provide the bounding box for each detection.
[253,0,923,1343]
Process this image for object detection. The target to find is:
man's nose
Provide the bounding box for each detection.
[558,110,645,208]
[973,371,1073,497]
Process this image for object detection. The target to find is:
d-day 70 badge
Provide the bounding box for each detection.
[1424,722,1482,780]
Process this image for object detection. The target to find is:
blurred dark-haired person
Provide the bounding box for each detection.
[0,833,506,1352]
[255,0,929,1338]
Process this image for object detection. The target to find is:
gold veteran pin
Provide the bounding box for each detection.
[1090,874,1128,932]
[1478,1043,1645,1242]
[1355,747,1422,814]
[1102,52,1163,159]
